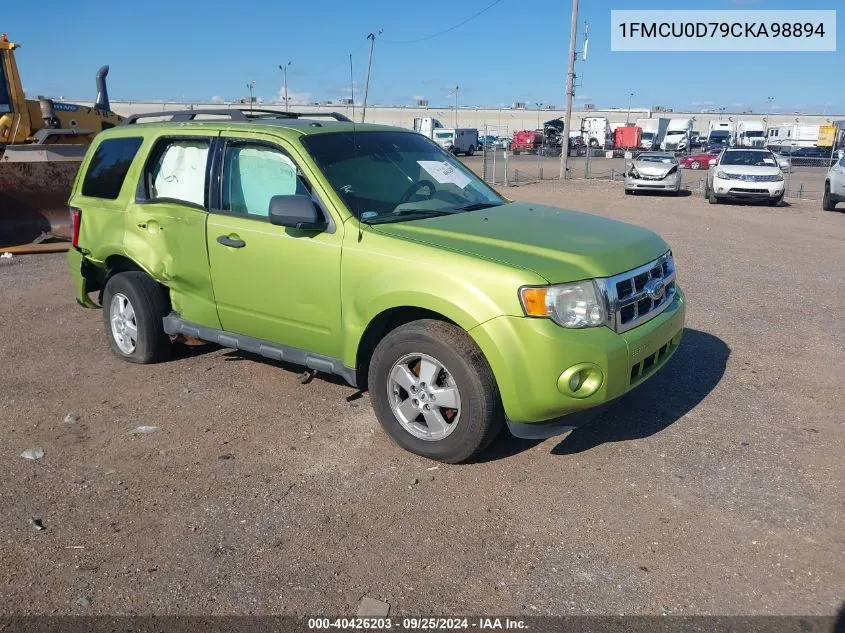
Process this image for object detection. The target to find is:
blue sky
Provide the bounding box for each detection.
[5,0,842,113]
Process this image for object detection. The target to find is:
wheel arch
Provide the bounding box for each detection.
[100,255,167,308]
[353,306,462,390]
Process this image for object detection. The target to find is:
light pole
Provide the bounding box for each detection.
[535,102,543,129]
[626,92,634,124]
[767,96,775,113]
[246,80,256,111]
[452,85,459,127]
[279,62,291,111]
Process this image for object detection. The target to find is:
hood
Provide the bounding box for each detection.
[370,202,669,283]
[717,164,781,176]
[632,161,676,177]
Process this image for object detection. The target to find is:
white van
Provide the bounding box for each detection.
[432,128,479,156]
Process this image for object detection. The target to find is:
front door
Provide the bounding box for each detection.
[124,133,220,328]
[205,133,343,359]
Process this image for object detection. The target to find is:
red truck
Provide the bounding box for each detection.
[614,125,642,149]
[511,129,543,155]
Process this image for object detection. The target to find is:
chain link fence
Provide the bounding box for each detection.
[474,142,843,202]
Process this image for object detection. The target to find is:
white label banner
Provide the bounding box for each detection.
[611,10,836,52]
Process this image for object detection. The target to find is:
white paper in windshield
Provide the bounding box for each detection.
[762,158,775,165]
[417,160,471,189]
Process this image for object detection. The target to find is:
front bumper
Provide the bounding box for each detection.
[468,289,686,429]
[712,177,784,199]
[625,174,681,191]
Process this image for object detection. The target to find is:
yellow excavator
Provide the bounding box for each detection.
[1,33,123,253]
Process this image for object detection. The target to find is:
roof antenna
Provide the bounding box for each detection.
[350,53,363,243]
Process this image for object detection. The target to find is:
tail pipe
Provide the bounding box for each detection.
[95,65,111,112]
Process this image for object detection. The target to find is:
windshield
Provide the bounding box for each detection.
[710,131,730,139]
[638,155,675,163]
[0,52,12,114]
[641,132,655,140]
[302,131,504,223]
[434,132,454,139]
[666,130,685,137]
[721,151,777,166]
[744,131,764,138]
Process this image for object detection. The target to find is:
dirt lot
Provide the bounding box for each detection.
[1,182,843,616]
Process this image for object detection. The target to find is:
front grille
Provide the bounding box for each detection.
[630,337,678,384]
[600,252,676,333]
[723,173,781,182]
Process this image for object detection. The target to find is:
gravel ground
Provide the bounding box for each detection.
[1,182,843,616]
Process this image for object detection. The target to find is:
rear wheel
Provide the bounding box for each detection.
[690,160,701,170]
[368,320,503,463]
[823,183,836,211]
[466,145,475,156]
[102,271,172,364]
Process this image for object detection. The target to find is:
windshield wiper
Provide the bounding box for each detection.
[453,202,503,212]
[366,208,454,224]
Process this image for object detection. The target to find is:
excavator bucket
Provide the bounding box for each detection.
[0,146,85,254]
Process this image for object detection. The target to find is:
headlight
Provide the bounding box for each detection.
[519,281,606,328]
[775,173,784,181]
[666,165,678,176]
[716,170,729,179]
[628,167,640,178]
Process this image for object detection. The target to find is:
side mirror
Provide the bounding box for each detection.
[708,158,717,167]
[268,195,327,231]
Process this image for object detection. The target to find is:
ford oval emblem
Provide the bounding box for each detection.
[645,279,665,301]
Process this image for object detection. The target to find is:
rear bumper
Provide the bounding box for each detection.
[468,289,686,429]
[66,248,99,308]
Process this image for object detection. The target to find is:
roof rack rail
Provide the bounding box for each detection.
[121,108,353,125]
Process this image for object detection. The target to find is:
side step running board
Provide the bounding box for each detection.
[162,313,358,388]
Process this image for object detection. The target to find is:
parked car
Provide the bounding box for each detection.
[823,154,845,211]
[66,109,685,463]
[772,153,792,172]
[496,136,512,150]
[705,148,785,206]
[477,135,497,149]
[681,148,722,170]
[624,152,682,195]
[778,146,838,167]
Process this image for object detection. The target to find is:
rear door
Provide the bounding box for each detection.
[205,132,343,358]
[124,132,220,328]
[835,157,845,198]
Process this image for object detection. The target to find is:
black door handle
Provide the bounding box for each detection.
[217,235,246,248]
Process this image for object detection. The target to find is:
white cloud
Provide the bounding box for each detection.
[573,95,592,101]
[690,100,715,106]
[211,95,224,103]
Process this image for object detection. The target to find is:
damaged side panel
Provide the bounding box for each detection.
[123,201,220,329]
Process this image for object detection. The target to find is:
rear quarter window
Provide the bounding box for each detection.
[81,137,144,199]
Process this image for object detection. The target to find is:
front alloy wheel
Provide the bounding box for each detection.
[388,353,462,441]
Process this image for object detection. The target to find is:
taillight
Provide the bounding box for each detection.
[70,207,81,248]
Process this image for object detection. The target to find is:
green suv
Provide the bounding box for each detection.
[66,109,686,463]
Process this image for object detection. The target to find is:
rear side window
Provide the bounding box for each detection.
[81,137,143,199]
[145,138,210,207]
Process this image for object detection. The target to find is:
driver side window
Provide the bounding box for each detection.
[222,142,310,218]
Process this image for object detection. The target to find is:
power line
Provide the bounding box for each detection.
[289,39,369,78]
[383,0,506,44]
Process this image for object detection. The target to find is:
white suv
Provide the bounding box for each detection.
[705,148,785,207]
[823,155,845,211]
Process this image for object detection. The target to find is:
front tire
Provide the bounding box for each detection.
[102,271,172,364]
[708,187,719,204]
[368,320,503,463]
[823,184,837,211]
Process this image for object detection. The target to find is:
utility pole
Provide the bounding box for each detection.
[626,92,634,124]
[559,0,579,180]
[454,85,459,127]
[361,31,379,123]
[279,62,291,111]
[246,80,255,112]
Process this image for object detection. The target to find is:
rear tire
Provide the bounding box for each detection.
[823,184,836,211]
[102,271,172,364]
[466,145,475,156]
[691,160,701,170]
[368,319,503,464]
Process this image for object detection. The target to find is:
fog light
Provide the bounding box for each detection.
[558,363,604,399]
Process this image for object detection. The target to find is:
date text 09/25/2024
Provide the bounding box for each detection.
[307,617,528,630]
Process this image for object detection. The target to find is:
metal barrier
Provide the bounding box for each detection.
[472,144,840,202]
